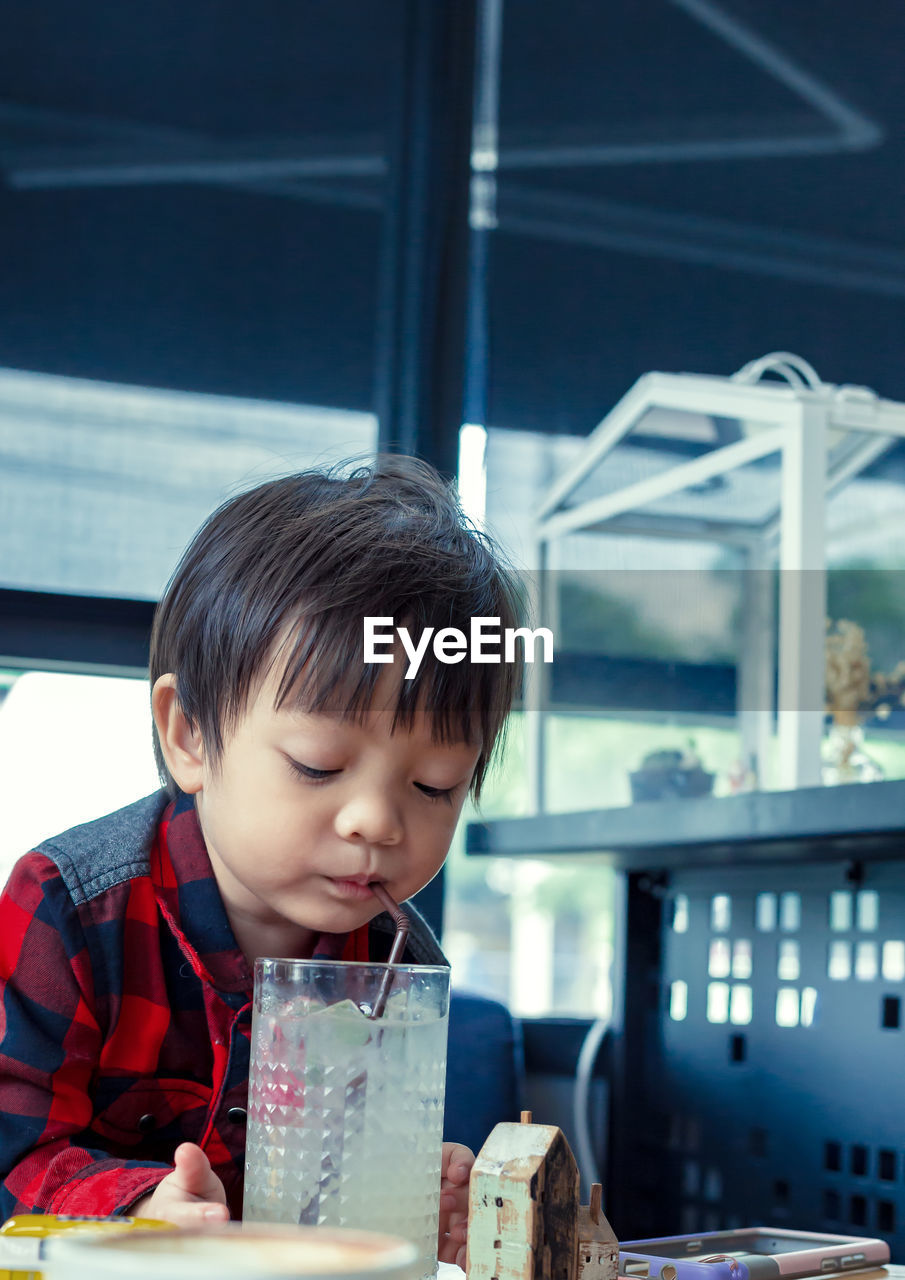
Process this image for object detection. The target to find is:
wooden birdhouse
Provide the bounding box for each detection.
[576,1183,618,1280]
[466,1111,618,1280]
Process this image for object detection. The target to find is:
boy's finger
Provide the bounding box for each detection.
[440,1146,473,1172]
[441,1143,474,1180]
[170,1142,215,1192]
[439,1236,468,1269]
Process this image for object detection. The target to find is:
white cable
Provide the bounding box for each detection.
[732,351,823,390]
[572,1017,610,1194]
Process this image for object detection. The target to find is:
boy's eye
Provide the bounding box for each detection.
[415,781,456,802]
[288,758,340,782]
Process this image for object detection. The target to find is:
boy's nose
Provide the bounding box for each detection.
[334,792,403,846]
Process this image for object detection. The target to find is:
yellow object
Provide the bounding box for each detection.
[0,1214,171,1280]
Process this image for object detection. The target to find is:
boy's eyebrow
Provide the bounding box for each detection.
[275,709,356,738]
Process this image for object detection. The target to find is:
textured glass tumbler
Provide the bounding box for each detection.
[243,959,450,1280]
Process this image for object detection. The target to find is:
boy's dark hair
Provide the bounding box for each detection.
[149,455,523,799]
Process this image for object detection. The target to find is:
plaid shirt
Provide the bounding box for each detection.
[0,789,441,1221]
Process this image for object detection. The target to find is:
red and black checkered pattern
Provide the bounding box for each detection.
[0,790,370,1220]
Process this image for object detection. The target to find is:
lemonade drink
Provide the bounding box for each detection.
[243,960,450,1280]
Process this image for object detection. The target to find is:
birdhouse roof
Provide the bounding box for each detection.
[472,1122,577,1182]
[577,1204,618,1246]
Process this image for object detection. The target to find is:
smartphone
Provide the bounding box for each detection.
[619,1228,890,1280]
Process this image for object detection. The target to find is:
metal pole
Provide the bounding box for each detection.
[374,0,479,479]
[777,402,827,789]
[377,1,480,933]
[738,540,775,789]
[462,0,503,432]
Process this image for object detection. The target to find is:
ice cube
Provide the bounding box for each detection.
[319,999,373,1048]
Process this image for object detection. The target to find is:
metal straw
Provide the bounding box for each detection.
[368,882,409,1018]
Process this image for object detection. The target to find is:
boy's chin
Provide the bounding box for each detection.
[294,891,384,934]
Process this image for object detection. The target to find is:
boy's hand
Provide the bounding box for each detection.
[438,1141,473,1269]
[131,1142,230,1226]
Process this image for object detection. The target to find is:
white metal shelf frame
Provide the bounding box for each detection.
[527,354,905,807]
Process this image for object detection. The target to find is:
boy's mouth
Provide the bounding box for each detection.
[327,876,381,901]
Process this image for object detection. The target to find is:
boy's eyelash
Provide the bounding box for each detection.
[287,757,458,802]
[415,782,456,803]
[288,759,339,782]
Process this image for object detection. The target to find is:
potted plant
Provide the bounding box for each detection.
[629,739,714,802]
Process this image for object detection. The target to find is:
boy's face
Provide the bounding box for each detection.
[175,663,481,955]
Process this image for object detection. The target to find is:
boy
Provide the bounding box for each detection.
[0,457,522,1266]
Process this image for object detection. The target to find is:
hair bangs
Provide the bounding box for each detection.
[268,598,517,798]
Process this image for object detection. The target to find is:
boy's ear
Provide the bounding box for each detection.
[151,674,205,795]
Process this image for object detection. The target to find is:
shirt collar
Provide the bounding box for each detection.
[152,791,253,996]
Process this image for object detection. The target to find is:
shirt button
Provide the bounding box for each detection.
[227,1107,247,1126]
[138,1113,157,1134]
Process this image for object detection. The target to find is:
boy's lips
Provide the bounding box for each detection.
[326,876,381,901]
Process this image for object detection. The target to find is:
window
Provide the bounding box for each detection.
[0,369,375,601]
[0,669,160,887]
[443,711,615,1017]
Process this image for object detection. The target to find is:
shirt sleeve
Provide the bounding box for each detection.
[0,851,171,1218]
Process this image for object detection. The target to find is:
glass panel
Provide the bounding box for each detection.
[546,715,738,813]
[562,409,783,528]
[482,429,749,797]
[0,371,376,598]
[443,711,615,1017]
[478,0,905,799]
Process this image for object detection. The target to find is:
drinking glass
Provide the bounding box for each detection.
[243,959,450,1280]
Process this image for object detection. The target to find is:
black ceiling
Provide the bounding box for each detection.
[0,0,903,437]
